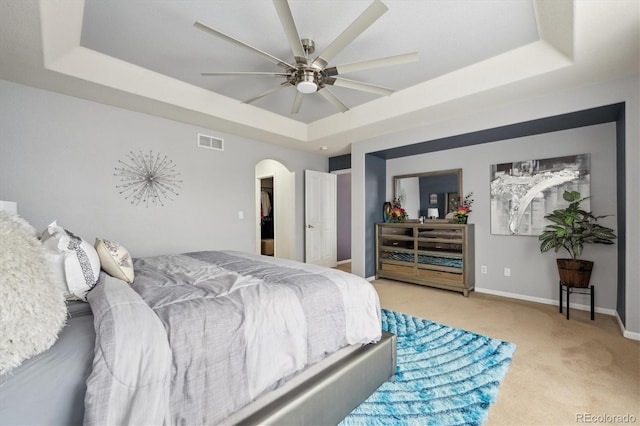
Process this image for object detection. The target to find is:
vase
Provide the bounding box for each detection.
[452,215,468,224]
[383,202,392,223]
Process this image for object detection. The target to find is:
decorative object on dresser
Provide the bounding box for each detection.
[383,201,392,222]
[376,222,475,296]
[387,197,408,223]
[451,192,474,224]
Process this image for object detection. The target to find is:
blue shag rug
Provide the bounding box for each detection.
[341,309,517,426]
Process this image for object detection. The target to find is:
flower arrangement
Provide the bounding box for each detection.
[388,197,408,222]
[453,192,474,224]
[388,207,408,223]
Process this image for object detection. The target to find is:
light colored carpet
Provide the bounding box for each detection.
[373,279,640,425]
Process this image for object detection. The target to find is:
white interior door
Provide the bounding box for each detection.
[305,170,337,267]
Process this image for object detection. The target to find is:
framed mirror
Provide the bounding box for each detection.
[393,169,462,220]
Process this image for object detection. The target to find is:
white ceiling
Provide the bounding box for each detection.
[80,0,539,124]
[0,1,638,156]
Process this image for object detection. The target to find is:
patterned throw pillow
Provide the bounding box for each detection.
[94,238,134,284]
[40,221,100,301]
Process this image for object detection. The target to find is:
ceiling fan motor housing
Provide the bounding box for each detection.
[296,69,318,93]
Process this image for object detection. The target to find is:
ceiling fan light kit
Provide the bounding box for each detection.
[296,70,318,94]
[196,0,418,115]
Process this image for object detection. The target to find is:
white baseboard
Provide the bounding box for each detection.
[475,286,617,315]
[337,259,351,265]
[366,275,376,282]
[474,287,639,341]
[615,312,640,340]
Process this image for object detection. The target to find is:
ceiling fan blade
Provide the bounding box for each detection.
[311,0,388,69]
[201,72,288,77]
[318,88,349,113]
[324,52,419,76]
[291,91,304,114]
[194,21,296,69]
[272,0,306,62]
[243,82,292,104]
[325,77,393,96]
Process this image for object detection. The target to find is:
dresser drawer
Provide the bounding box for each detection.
[417,268,463,284]
[379,226,413,237]
[381,263,415,275]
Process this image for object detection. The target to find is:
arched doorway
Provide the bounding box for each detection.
[255,159,295,260]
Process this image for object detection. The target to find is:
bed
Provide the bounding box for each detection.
[0,249,395,425]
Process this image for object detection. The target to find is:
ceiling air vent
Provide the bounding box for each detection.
[197,133,224,151]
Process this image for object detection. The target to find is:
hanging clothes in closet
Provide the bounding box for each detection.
[261,188,273,239]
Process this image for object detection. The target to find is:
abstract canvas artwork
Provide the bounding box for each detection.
[490,154,590,235]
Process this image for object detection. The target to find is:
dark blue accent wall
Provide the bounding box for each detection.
[329,154,351,171]
[365,154,386,277]
[372,104,623,159]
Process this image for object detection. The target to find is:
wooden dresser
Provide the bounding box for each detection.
[376,222,475,296]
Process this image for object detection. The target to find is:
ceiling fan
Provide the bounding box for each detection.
[194,0,418,114]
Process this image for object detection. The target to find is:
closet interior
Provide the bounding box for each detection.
[260,177,274,256]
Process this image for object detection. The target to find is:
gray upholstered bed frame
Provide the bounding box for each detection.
[228,331,396,425]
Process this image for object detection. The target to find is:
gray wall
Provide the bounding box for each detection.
[615,111,627,324]
[0,80,327,261]
[350,75,639,336]
[386,123,618,310]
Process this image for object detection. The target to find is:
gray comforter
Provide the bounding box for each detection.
[84,251,381,425]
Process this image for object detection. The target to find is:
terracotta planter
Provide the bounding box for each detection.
[556,259,593,288]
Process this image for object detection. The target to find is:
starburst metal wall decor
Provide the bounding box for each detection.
[114,150,182,207]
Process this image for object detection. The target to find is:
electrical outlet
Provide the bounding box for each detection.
[504,267,511,277]
[238,210,244,219]
[481,266,487,274]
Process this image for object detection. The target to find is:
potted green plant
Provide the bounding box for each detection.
[538,190,617,287]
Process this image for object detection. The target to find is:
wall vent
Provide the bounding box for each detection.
[197,133,224,151]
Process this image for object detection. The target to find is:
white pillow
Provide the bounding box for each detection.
[0,211,66,373]
[95,238,134,284]
[40,221,100,301]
